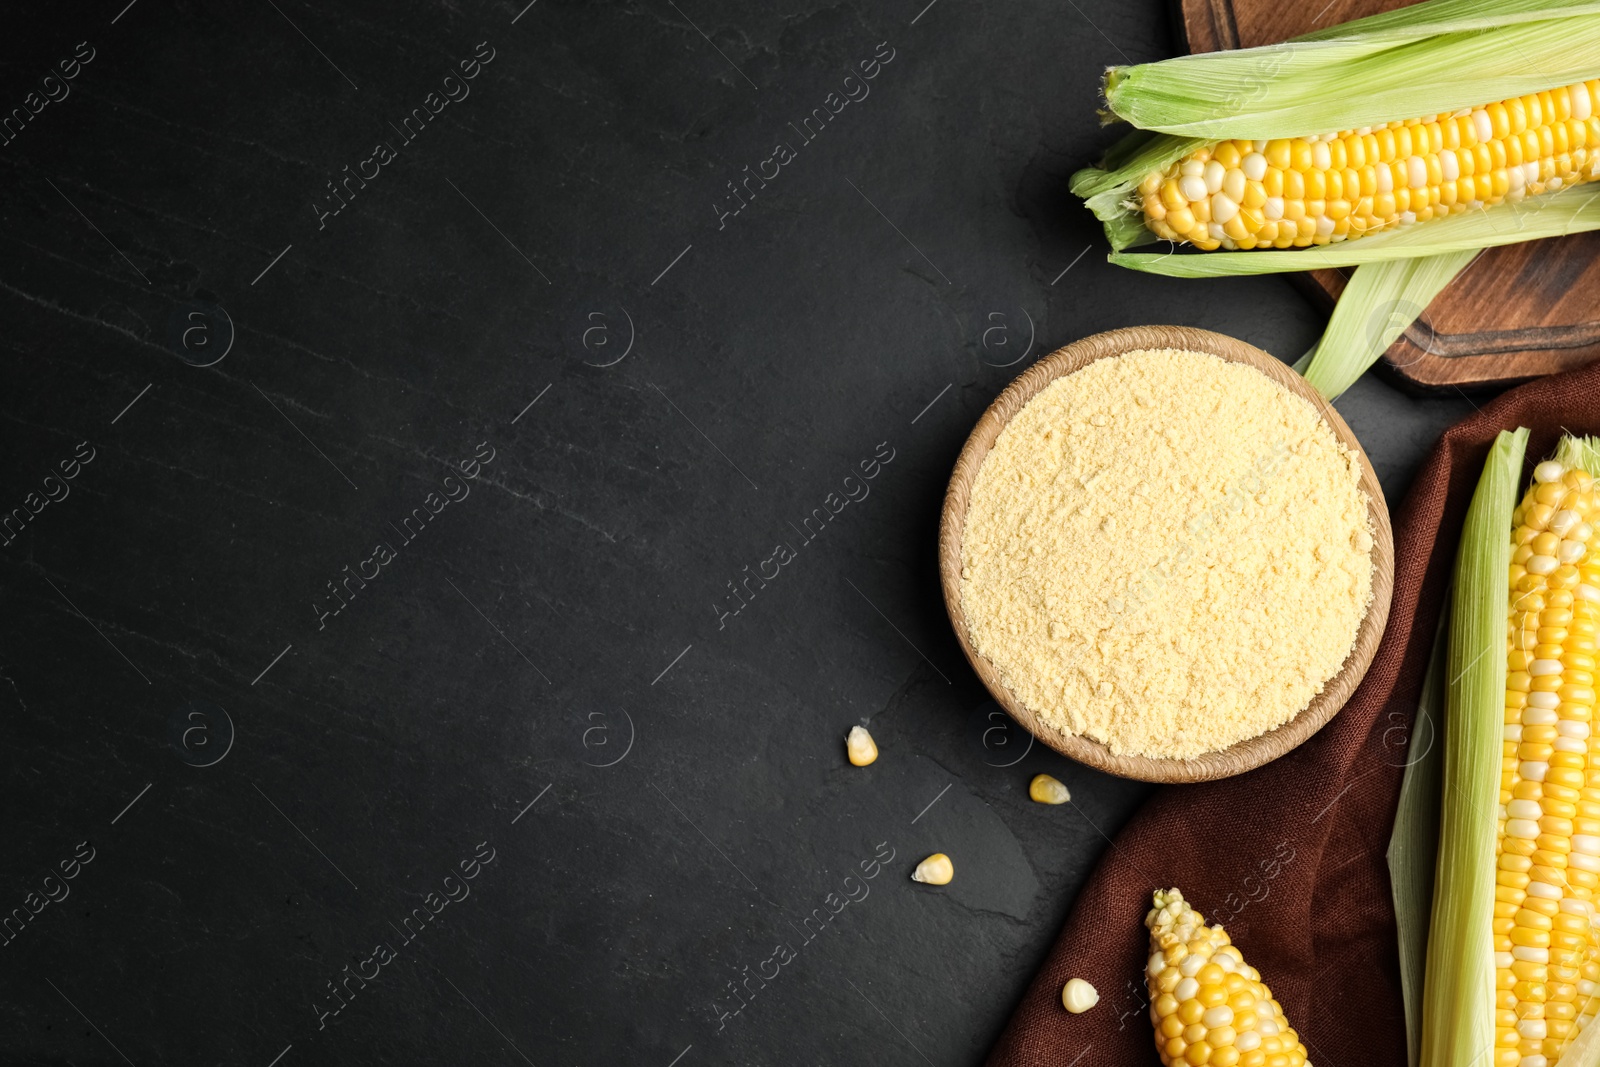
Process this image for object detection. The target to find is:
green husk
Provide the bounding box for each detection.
[1110,186,1600,277]
[1072,131,1208,250]
[1388,597,1451,1067]
[1104,14,1600,139]
[1420,427,1527,1067]
[1299,250,1480,399]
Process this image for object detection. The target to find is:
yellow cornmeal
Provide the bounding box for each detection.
[959,348,1374,760]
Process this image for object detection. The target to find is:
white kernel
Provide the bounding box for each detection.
[1441,151,1460,180]
[1530,659,1564,676]
[1573,83,1594,122]
[1312,141,1331,170]
[1581,979,1599,997]
[1180,953,1205,977]
[1528,880,1562,899]
[1204,160,1226,194]
[1496,951,1515,968]
[1148,952,1166,977]
[1530,691,1561,710]
[1398,210,1418,226]
[1208,222,1226,241]
[1222,168,1246,203]
[1507,818,1541,839]
[1574,523,1595,543]
[1406,155,1428,189]
[1560,540,1587,564]
[1241,152,1267,181]
[1556,737,1586,753]
[1180,175,1209,202]
[1558,720,1590,738]
[1509,166,1526,191]
[1551,510,1581,535]
[1514,948,1551,965]
[1211,193,1239,223]
[1578,584,1600,603]
[1181,160,1205,178]
[1522,761,1549,782]
[1259,1018,1280,1036]
[1263,196,1284,220]
[1237,1031,1261,1052]
[1375,164,1394,193]
[1519,1018,1548,1038]
[1508,799,1543,819]
[1561,898,1594,916]
[1471,109,1493,144]
[1573,835,1600,856]
[1527,554,1559,575]
[1521,1055,1549,1067]
[1175,976,1199,1001]
[1202,1006,1234,1028]
[1315,215,1335,236]
[1571,851,1600,872]
[1525,161,1541,184]
[1506,724,1524,742]
[1523,706,1558,725]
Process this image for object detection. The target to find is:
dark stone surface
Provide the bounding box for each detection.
[0,2,1478,1064]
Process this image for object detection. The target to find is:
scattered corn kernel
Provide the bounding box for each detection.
[1029,773,1072,804]
[1062,977,1099,1013]
[911,853,954,885]
[846,725,878,766]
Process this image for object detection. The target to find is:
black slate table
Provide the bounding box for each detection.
[1,2,1479,1064]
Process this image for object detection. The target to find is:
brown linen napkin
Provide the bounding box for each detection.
[984,360,1600,1067]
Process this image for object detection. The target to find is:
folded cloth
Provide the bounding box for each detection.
[984,360,1600,1067]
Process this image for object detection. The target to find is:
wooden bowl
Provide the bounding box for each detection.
[938,325,1394,783]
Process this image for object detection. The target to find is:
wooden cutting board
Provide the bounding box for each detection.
[1180,0,1600,391]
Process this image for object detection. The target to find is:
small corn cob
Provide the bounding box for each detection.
[1144,888,1310,1067]
[1496,450,1600,1067]
[1139,81,1600,250]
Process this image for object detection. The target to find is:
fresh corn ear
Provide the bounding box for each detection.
[1073,0,1600,255]
[1137,83,1600,252]
[1493,441,1600,1067]
[1144,888,1310,1067]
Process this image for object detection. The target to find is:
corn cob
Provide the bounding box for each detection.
[1137,81,1600,250]
[1497,449,1600,1067]
[1144,888,1310,1067]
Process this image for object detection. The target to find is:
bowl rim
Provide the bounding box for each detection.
[937,324,1395,783]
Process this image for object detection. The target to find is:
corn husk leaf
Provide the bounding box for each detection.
[1420,427,1527,1067]
[1558,1006,1600,1067]
[1111,186,1600,276]
[1103,3,1600,139]
[1299,250,1479,399]
[1388,596,1451,1067]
